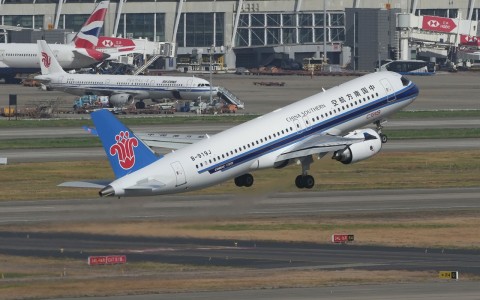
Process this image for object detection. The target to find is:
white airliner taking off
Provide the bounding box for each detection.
[35,41,214,106]
[60,63,419,197]
[0,1,110,83]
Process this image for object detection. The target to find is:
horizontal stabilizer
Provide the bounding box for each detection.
[137,132,207,150]
[82,126,98,136]
[58,180,111,189]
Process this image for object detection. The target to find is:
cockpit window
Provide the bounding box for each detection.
[401,76,410,87]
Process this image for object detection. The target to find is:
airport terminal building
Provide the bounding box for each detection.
[1,0,479,71]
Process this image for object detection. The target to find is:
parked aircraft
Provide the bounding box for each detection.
[0,1,109,83]
[35,40,215,106]
[60,70,419,197]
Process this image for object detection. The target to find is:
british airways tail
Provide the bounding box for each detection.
[37,40,66,75]
[71,1,109,49]
[91,109,160,179]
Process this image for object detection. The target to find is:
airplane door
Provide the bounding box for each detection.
[0,50,4,61]
[380,78,396,102]
[170,161,186,187]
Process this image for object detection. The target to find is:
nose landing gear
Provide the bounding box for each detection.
[374,120,388,144]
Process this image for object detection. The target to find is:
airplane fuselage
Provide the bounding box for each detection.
[105,71,419,196]
[38,73,214,101]
[0,43,102,77]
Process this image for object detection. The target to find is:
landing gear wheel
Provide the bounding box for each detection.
[295,175,305,189]
[234,173,254,187]
[234,176,243,187]
[304,175,315,189]
[380,133,388,144]
[243,174,254,187]
[295,175,315,189]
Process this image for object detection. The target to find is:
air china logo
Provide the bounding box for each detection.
[427,20,439,28]
[41,52,51,68]
[109,131,139,170]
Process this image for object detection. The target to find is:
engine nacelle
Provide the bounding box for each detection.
[109,94,134,107]
[333,128,382,164]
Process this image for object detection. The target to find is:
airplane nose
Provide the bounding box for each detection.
[411,82,420,98]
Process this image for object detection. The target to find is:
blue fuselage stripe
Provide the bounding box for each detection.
[200,83,419,174]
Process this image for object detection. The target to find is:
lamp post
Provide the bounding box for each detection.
[208,45,215,103]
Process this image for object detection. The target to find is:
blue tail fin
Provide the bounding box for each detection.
[91,109,159,178]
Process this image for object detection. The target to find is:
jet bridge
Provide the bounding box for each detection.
[397,13,478,62]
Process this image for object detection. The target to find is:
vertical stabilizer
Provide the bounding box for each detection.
[91,109,160,179]
[71,1,109,49]
[37,40,66,75]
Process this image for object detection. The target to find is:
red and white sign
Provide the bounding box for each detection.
[460,34,480,46]
[422,16,457,33]
[331,234,354,244]
[88,255,127,266]
[97,36,136,52]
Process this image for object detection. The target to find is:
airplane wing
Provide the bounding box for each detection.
[275,131,372,162]
[83,126,207,149]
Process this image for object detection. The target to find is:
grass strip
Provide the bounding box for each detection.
[1,150,479,201]
[384,128,480,139]
[0,137,100,149]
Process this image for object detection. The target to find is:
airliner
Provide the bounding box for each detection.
[35,41,215,106]
[0,1,109,83]
[59,67,419,197]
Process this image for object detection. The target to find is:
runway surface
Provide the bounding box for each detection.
[1,187,479,224]
[54,281,480,300]
[2,187,480,300]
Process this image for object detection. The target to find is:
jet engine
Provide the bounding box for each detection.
[109,94,134,107]
[332,128,382,164]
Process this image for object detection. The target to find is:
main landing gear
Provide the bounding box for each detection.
[295,155,315,189]
[234,173,254,187]
[374,120,388,144]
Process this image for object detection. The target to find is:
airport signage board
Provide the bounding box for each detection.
[439,271,459,280]
[422,16,457,33]
[88,255,127,266]
[460,34,480,46]
[331,234,354,243]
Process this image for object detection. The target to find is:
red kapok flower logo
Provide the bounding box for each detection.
[41,52,51,68]
[109,131,138,170]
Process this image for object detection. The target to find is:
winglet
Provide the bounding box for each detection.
[37,40,66,75]
[91,109,161,179]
